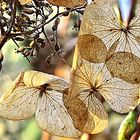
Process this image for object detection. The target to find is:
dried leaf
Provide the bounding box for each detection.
[77,34,107,63]
[0,70,81,138]
[47,0,86,8]
[18,0,32,5]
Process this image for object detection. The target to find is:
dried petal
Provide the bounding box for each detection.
[106,52,140,84]
[0,73,38,120]
[47,0,86,8]
[78,34,107,63]
[18,0,32,5]
[65,46,108,134]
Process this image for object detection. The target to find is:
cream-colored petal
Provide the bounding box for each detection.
[23,70,55,87]
[35,90,81,138]
[94,61,140,113]
[0,73,38,120]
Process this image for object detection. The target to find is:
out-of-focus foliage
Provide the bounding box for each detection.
[118,111,136,140]
[21,119,42,140]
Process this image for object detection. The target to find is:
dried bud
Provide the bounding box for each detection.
[74,19,82,30]
[14,36,25,41]
[52,18,60,31]
[16,47,25,53]
[62,11,69,16]
[40,42,45,48]
[29,40,37,48]
[54,18,60,26]
[0,51,4,62]
[23,51,30,57]
[22,9,35,14]
[37,38,44,44]
[55,43,60,52]
[46,55,52,64]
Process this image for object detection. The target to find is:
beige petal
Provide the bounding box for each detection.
[47,0,86,8]
[78,34,107,63]
[98,64,140,113]
[0,73,38,120]
[23,70,56,87]
[18,0,32,5]
[70,46,140,116]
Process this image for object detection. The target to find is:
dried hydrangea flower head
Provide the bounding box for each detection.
[0,70,82,138]
[65,0,140,134]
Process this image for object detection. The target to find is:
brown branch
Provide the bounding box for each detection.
[0,0,17,49]
[10,5,86,37]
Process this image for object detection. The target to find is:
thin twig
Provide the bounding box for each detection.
[11,5,86,37]
[0,0,17,49]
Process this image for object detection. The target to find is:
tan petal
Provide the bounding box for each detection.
[64,90,89,132]
[106,52,140,84]
[18,0,32,5]
[78,34,107,63]
[47,0,86,8]
[70,46,140,116]
[0,73,38,120]
[23,70,56,87]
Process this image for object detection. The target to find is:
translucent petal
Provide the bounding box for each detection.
[106,52,140,84]
[0,73,38,120]
[47,0,86,8]
[36,90,81,138]
[99,65,140,113]
[79,0,140,58]
[78,34,107,63]
[67,49,108,134]
[23,70,54,87]
[70,47,140,115]
[0,70,81,138]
